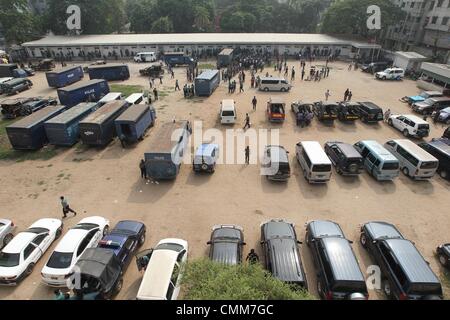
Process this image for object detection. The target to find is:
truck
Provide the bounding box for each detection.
[0,64,18,78]
[163,52,196,67]
[115,104,156,145]
[195,70,220,97]
[44,102,98,146]
[88,64,130,81]
[6,105,68,150]
[217,49,234,68]
[144,121,192,180]
[46,65,84,88]
[57,79,110,108]
[79,100,129,147]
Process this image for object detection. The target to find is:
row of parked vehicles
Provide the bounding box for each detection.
[401,90,450,117]
[206,220,447,300]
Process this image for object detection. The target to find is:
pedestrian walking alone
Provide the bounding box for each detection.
[246,249,259,264]
[175,79,180,91]
[140,159,147,179]
[243,113,251,130]
[245,146,250,165]
[344,88,349,102]
[153,88,158,100]
[240,82,244,93]
[347,91,353,101]
[60,196,77,219]
[325,89,331,101]
[252,96,257,111]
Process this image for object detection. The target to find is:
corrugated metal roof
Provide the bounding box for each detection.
[196,69,219,80]
[395,51,427,60]
[269,238,305,283]
[46,65,82,75]
[309,220,344,239]
[88,64,128,70]
[146,121,189,154]
[7,105,67,129]
[80,100,127,125]
[58,79,106,92]
[115,104,149,123]
[219,48,234,55]
[45,102,97,124]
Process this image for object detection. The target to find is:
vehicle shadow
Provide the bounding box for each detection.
[121,278,142,300]
[292,161,329,199]
[185,170,213,186]
[259,175,289,194]
[127,178,175,204]
[360,174,397,195]
[334,172,362,190]
[300,242,319,298]
[335,121,357,133]
[398,175,435,195]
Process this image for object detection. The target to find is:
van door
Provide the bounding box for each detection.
[365,153,378,175]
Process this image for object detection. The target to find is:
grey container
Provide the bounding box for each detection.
[44,102,98,146]
[115,104,156,144]
[195,70,220,97]
[6,105,68,150]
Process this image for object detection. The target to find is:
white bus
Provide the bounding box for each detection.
[134,52,157,63]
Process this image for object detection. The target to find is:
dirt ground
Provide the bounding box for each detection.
[0,59,449,300]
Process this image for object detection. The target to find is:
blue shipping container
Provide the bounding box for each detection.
[46,65,84,88]
[44,102,98,146]
[115,104,156,144]
[57,79,110,108]
[195,70,220,97]
[88,64,130,81]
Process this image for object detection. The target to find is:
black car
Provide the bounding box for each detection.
[419,139,450,180]
[313,102,338,122]
[436,244,450,269]
[1,78,33,96]
[360,222,443,300]
[357,102,383,123]
[260,219,307,289]
[139,64,164,78]
[361,62,391,74]
[207,225,245,265]
[444,127,450,139]
[337,102,360,121]
[324,141,364,175]
[305,220,368,300]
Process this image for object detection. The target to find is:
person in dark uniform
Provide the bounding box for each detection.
[140,159,147,179]
[245,146,250,165]
[246,249,259,264]
[243,113,251,130]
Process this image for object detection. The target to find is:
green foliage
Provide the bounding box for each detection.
[181,259,315,300]
[0,0,43,44]
[151,16,174,33]
[321,0,406,38]
[110,84,144,97]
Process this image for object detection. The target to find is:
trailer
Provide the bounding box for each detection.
[144,121,191,180]
[79,100,129,147]
[217,49,234,68]
[88,64,130,81]
[0,64,18,78]
[115,104,156,145]
[46,65,84,88]
[195,70,220,97]
[44,102,98,146]
[6,105,68,150]
[57,79,110,108]
[164,52,196,67]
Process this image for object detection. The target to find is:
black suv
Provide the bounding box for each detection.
[261,145,291,182]
[357,102,383,123]
[436,244,450,269]
[305,220,368,300]
[360,222,443,300]
[419,139,450,180]
[337,102,360,121]
[313,102,338,122]
[260,220,307,289]
[324,141,364,175]
[361,61,391,74]
[207,225,246,265]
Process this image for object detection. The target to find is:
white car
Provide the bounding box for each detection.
[41,216,109,287]
[0,219,15,249]
[0,218,63,286]
[136,238,188,300]
[375,68,405,80]
[388,114,430,138]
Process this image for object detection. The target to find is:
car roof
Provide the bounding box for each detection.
[389,140,438,162]
[262,220,294,240]
[111,220,144,235]
[384,239,441,284]
[328,142,362,159]
[299,141,332,164]
[2,232,35,253]
[397,114,429,125]
[358,141,398,162]
[195,144,219,157]
[99,92,122,102]
[266,145,289,163]
[424,140,450,157]
[221,99,235,110]
[359,102,381,110]
[261,77,286,81]
[125,93,144,104]
[53,229,89,253]
[365,221,404,240]
[269,238,305,283]
[308,220,344,239]
[321,237,365,282]
[211,242,239,265]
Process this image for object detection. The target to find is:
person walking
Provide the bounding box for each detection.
[148,77,153,89]
[384,108,392,122]
[245,146,250,165]
[347,91,353,101]
[159,75,163,84]
[175,79,180,91]
[140,159,147,179]
[153,88,158,100]
[325,89,331,101]
[246,249,259,264]
[344,88,349,102]
[240,81,244,93]
[291,67,295,81]
[60,196,77,219]
[252,96,257,111]
[243,113,251,130]
[301,69,305,81]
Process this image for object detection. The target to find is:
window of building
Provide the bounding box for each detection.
[437,0,444,7]
[431,16,438,24]
[442,17,449,25]
[410,1,415,8]
[429,1,435,9]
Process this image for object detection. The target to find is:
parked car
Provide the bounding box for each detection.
[436,244,450,269]
[313,102,338,122]
[375,68,405,80]
[436,107,450,124]
[97,220,146,270]
[193,144,219,173]
[412,97,450,115]
[30,59,55,72]
[305,220,368,300]
[1,78,33,96]
[324,141,364,175]
[444,127,450,139]
[136,238,188,300]
[260,219,307,289]
[336,102,360,121]
[82,60,107,73]
[357,102,384,123]
[0,219,15,249]
[387,114,430,138]
[0,77,13,94]
[267,97,286,123]
[361,61,391,74]
[139,64,164,78]
[219,99,237,124]
[258,77,292,92]
[419,138,450,180]
[360,221,443,300]
[261,145,291,182]
[0,218,63,286]
[291,101,313,115]
[403,91,443,106]
[41,216,110,287]
[207,225,245,265]
[296,141,332,183]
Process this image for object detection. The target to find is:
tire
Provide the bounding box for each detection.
[362,116,367,123]
[3,233,13,247]
[403,129,409,137]
[264,88,269,92]
[317,281,324,299]
[402,167,410,177]
[25,263,35,276]
[280,88,286,92]
[360,233,368,248]
[388,119,393,126]
[55,227,63,240]
[440,170,448,179]
[103,225,109,237]
[439,254,448,267]
[139,233,146,246]
[382,76,387,80]
[348,163,359,174]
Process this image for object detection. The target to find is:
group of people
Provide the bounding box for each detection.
[343,88,353,102]
[183,84,196,98]
[296,109,314,128]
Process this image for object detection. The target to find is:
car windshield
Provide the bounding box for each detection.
[46,252,73,269]
[408,283,442,296]
[0,252,20,267]
[418,124,429,130]
[421,161,438,169]
[423,99,434,105]
[313,164,332,172]
[73,223,98,231]
[155,243,184,252]
[222,111,235,116]
[332,281,367,293]
[382,162,399,170]
[420,92,429,98]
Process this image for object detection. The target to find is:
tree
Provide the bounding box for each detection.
[126,0,155,33]
[193,6,213,32]
[181,259,315,300]
[151,16,174,33]
[0,0,43,44]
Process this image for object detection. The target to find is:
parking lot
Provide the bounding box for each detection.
[0,59,449,300]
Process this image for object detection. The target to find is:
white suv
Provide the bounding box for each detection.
[376,68,405,80]
[388,114,430,138]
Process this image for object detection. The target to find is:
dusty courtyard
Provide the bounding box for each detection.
[0,59,449,300]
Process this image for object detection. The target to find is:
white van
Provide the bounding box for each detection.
[220,99,237,124]
[375,67,405,80]
[134,52,157,63]
[388,114,430,138]
[296,141,332,183]
[126,93,144,105]
[384,139,439,180]
[136,238,188,300]
[259,77,292,92]
[98,92,123,106]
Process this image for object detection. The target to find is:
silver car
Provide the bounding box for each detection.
[0,219,15,248]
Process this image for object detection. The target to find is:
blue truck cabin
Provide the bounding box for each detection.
[195,70,220,97]
[46,65,84,88]
[44,102,98,146]
[88,64,130,81]
[115,104,156,144]
[57,79,110,108]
